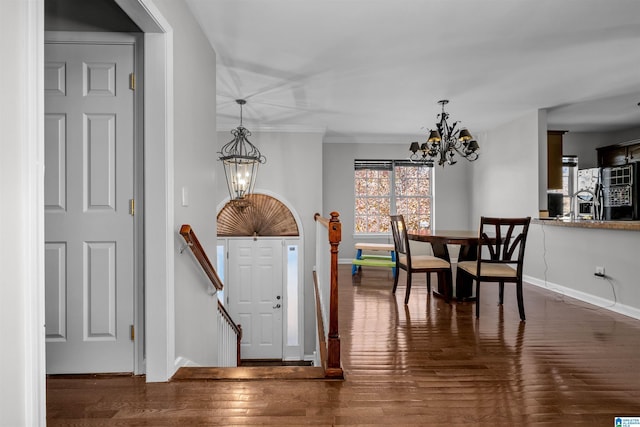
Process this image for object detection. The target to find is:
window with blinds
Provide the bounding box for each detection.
[354,160,433,233]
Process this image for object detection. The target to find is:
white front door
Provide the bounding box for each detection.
[44,41,135,373]
[228,239,284,359]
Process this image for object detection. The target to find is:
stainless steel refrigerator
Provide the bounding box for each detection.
[575,167,601,219]
[601,163,640,220]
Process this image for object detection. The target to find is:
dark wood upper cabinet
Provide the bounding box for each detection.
[597,139,640,167]
[547,131,565,190]
[628,143,640,163]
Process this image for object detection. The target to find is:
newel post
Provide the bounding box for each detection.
[327,211,342,377]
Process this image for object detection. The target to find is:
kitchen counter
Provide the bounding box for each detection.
[533,218,640,231]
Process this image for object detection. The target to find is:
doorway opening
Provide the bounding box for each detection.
[217,193,305,364]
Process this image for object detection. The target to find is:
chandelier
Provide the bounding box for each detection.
[409,100,479,167]
[218,99,266,208]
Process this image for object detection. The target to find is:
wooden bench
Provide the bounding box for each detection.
[352,257,397,268]
[352,243,396,281]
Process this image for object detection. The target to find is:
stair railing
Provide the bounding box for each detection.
[313,212,343,379]
[216,299,242,367]
[180,224,242,366]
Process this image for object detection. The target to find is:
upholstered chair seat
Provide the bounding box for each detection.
[457,261,517,278]
[399,254,450,270]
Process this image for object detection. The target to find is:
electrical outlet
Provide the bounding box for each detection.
[594,266,605,278]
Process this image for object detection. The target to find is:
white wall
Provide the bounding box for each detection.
[563,131,607,169]
[470,111,542,223]
[526,223,640,317]
[216,130,324,357]
[433,159,473,230]
[0,0,46,424]
[152,0,220,367]
[611,126,640,146]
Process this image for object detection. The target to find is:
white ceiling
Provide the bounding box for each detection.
[186,0,640,141]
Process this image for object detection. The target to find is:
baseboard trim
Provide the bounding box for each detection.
[525,274,640,320]
[174,356,199,371]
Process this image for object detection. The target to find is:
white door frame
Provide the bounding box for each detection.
[115,0,175,383]
[15,2,46,424]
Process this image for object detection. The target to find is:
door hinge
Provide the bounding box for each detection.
[129,73,136,90]
[129,199,135,216]
[130,325,135,341]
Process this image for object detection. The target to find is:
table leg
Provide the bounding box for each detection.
[455,243,477,301]
[429,241,452,300]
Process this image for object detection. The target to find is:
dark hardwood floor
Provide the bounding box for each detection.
[47,265,640,425]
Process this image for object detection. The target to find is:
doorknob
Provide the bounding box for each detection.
[272,303,281,309]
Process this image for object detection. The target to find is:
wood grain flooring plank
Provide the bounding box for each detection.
[47,265,640,425]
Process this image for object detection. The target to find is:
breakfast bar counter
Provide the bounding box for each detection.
[533,218,640,231]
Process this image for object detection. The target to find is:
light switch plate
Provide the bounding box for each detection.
[181,187,189,207]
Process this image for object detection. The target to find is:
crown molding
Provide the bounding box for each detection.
[217,124,327,135]
[323,134,420,145]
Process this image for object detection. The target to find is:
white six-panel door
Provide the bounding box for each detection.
[44,41,135,373]
[228,239,284,360]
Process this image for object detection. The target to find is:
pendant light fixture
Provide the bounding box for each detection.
[409,100,479,167]
[218,99,266,208]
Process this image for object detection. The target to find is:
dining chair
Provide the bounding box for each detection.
[456,217,531,321]
[390,215,452,304]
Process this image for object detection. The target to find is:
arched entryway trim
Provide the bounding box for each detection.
[217,193,299,237]
[216,190,304,239]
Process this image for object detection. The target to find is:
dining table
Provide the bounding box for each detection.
[407,229,479,301]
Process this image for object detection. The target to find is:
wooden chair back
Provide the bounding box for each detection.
[476,216,531,278]
[390,214,410,262]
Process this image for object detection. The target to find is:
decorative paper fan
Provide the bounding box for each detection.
[217,194,299,237]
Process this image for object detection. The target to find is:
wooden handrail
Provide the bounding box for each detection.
[314,212,329,228]
[180,224,242,365]
[314,212,343,379]
[179,224,223,291]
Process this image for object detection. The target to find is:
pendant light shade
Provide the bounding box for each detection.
[458,128,472,141]
[427,129,441,143]
[218,99,266,208]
